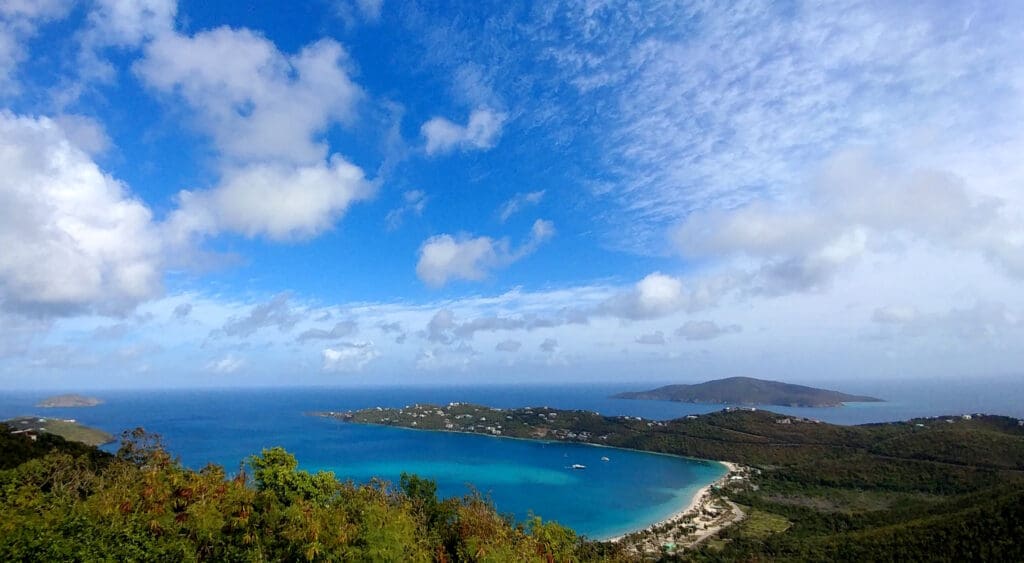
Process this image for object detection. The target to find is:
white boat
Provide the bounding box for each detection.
[570,464,586,470]
[600,456,610,462]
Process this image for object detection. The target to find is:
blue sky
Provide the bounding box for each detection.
[1,0,1023,389]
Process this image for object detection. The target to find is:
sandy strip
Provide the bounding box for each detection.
[603,461,738,543]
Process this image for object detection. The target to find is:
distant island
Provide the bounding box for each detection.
[36,394,103,408]
[613,376,882,407]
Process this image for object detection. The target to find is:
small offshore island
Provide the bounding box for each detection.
[613,376,883,407]
[35,394,103,408]
[315,402,1024,559]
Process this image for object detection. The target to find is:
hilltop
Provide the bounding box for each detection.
[613,376,882,407]
[35,394,103,408]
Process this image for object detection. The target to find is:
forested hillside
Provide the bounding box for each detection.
[0,425,612,562]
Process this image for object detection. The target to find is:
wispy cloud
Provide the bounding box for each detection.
[497,190,545,222]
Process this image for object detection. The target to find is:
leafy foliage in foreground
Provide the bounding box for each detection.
[0,428,619,562]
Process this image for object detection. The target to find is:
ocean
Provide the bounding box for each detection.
[1,377,1021,539]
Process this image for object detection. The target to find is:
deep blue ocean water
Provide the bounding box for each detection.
[1,377,1021,538]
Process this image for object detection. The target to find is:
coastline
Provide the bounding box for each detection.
[317,417,740,542]
[601,460,737,543]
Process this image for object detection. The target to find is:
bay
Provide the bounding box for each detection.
[1,377,1021,538]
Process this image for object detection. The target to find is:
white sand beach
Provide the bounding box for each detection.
[604,460,739,543]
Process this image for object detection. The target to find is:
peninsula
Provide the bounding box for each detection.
[613,376,882,407]
[315,403,1024,559]
[35,394,103,408]
[3,416,114,447]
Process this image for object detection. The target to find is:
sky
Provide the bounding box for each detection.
[1,0,1022,390]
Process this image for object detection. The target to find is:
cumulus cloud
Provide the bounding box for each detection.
[416,219,555,287]
[495,339,522,352]
[385,189,427,230]
[297,320,358,342]
[421,107,506,155]
[539,338,559,353]
[0,112,163,315]
[52,114,111,155]
[322,341,379,372]
[599,273,688,320]
[498,190,545,222]
[86,0,176,47]
[139,27,374,241]
[171,156,373,241]
[218,294,302,338]
[674,321,741,341]
[138,29,360,164]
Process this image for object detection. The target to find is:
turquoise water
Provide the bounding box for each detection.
[2,378,1020,538]
[0,386,726,539]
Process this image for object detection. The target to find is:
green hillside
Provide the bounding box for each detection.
[332,404,1024,561]
[613,377,882,407]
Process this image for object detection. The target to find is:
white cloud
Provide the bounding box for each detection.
[416,235,498,287]
[322,341,379,372]
[600,272,686,320]
[138,27,375,242]
[498,190,545,222]
[671,150,1023,295]
[52,114,111,156]
[526,2,1024,253]
[416,220,555,287]
[421,107,506,155]
[171,156,374,241]
[207,353,244,374]
[0,112,163,315]
[138,28,361,165]
[86,0,177,47]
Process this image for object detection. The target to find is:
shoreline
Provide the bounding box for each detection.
[314,414,726,466]
[315,415,738,543]
[600,460,737,543]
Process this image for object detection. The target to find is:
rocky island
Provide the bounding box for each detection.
[613,376,882,407]
[35,394,103,408]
